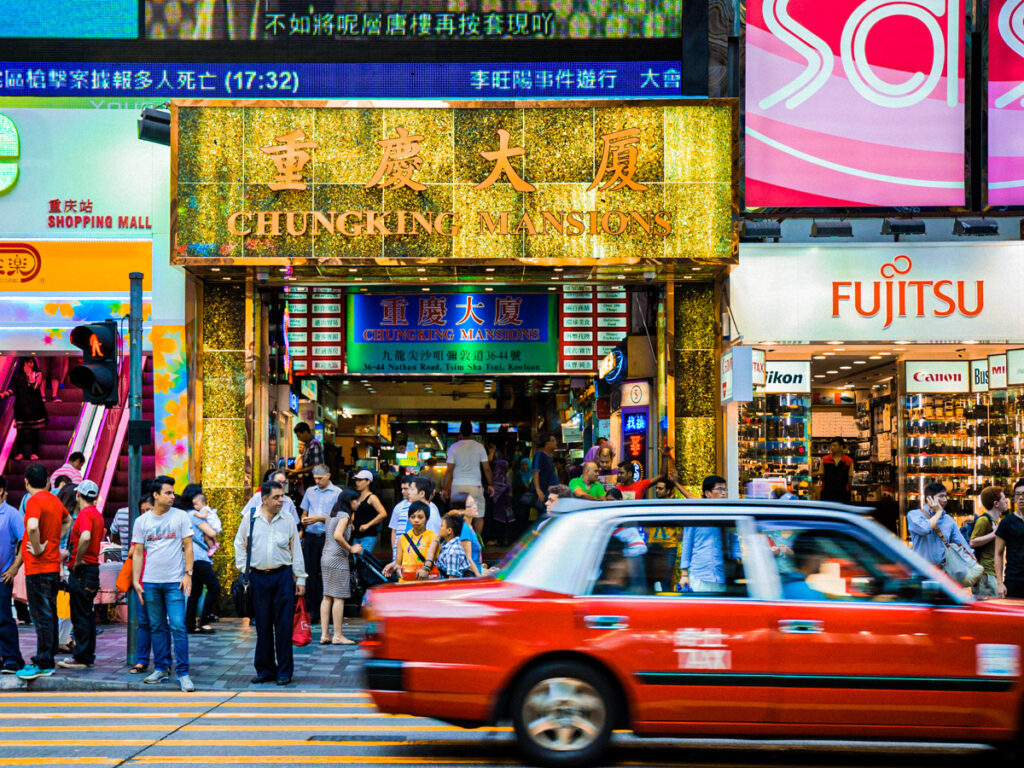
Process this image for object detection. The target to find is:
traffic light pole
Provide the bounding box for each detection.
[126,272,144,665]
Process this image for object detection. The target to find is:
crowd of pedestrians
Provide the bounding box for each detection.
[3,417,1024,693]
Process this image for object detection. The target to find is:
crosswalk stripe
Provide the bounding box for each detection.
[0,740,153,747]
[128,758,508,765]
[180,725,513,732]
[0,739,504,747]
[0,727,174,733]
[0,760,119,766]
[13,713,215,719]
[234,693,370,698]
[0,702,226,707]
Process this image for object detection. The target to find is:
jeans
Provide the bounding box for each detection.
[26,572,59,670]
[67,564,100,665]
[251,566,295,682]
[355,535,377,556]
[130,587,151,666]
[185,560,221,631]
[144,582,189,677]
[0,579,23,669]
[689,575,727,593]
[301,533,325,618]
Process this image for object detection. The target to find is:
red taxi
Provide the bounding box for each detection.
[362,500,1024,766]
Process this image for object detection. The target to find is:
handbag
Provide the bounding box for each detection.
[115,556,134,594]
[935,525,984,588]
[292,599,312,647]
[230,507,257,618]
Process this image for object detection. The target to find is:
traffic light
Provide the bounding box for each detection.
[69,320,119,405]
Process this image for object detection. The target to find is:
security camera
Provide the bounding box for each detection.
[642,270,656,282]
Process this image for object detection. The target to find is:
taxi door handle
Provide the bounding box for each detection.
[583,615,629,630]
[778,619,824,634]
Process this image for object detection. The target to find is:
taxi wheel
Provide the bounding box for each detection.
[510,661,616,767]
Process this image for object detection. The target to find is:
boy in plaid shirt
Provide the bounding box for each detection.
[434,513,472,579]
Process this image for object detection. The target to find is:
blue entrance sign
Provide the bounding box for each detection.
[0,61,694,100]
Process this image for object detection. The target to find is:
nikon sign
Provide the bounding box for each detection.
[171,100,735,266]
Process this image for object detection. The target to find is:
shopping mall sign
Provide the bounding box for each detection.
[171,100,734,265]
[732,243,1024,343]
[346,292,557,375]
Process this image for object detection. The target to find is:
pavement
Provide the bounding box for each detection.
[0,690,993,768]
[1,617,365,692]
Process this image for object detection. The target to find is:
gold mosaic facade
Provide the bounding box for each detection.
[173,100,735,266]
[673,283,718,487]
[201,283,248,592]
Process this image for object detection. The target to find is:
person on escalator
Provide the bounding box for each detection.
[1,358,49,462]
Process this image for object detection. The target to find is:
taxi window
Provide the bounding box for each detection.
[760,521,916,602]
[587,520,751,598]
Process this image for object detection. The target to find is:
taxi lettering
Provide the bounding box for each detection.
[674,627,732,670]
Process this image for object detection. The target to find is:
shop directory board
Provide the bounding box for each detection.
[346,292,557,375]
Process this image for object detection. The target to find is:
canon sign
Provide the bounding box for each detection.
[905,361,970,393]
[912,370,963,383]
[832,255,983,329]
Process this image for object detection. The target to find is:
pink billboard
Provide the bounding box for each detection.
[990,0,1024,206]
[745,0,966,208]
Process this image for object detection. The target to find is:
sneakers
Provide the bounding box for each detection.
[2,665,21,675]
[15,665,54,680]
[57,659,90,670]
[143,669,169,685]
[178,674,195,692]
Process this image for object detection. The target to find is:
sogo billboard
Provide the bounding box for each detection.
[745,0,965,208]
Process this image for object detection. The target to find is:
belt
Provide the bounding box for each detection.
[252,565,289,574]
[304,531,326,538]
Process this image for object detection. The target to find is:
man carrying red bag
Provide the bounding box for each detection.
[233,481,306,686]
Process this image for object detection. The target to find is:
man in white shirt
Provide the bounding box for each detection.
[298,464,341,621]
[234,481,306,686]
[131,479,195,692]
[442,420,492,535]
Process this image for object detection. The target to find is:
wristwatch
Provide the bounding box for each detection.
[185,570,193,576]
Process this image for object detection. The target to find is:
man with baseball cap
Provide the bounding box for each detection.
[58,480,105,670]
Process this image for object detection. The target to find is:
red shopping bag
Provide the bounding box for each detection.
[292,599,312,647]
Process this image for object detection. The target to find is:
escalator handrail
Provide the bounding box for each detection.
[87,354,144,516]
[0,357,22,475]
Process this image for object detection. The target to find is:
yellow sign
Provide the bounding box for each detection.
[0,240,151,292]
[173,101,735,265]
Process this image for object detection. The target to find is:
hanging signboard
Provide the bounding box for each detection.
[721,345,754,403]
[905,361,970,393]
[989,354,1008,390]
[971,359,990,393]
[760,361,811,394]
[988,0,1024,206]
[1008,348,1024,386]
[346,292,557,375]
[559,285,629,373]
[621,405,649,480]
[285,294,344,374]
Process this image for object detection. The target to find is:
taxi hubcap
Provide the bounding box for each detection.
[522,676,606,752]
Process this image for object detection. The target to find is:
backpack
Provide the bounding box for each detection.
[959,514,977,548]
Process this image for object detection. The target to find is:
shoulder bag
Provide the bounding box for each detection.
[230,507,257,618]
[934,524,983,588]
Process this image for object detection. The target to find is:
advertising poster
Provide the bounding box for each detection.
[346,293,557,375]
[989,0,1024,206]
[745,0,965,208]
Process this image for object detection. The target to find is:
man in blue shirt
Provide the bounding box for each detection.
[299,464,341,621]
[0,477,25,673]
[678,475,742,593]
[531,432,558,505]
[907,482,973,567]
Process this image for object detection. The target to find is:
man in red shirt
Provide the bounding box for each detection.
[16,464,70,680]
[59,480,104,670]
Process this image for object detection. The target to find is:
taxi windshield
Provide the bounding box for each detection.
[494,513,588,594]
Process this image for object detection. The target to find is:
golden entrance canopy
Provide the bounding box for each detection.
[171,99,736,269]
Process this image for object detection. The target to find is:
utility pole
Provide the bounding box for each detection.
[126,272,147,664]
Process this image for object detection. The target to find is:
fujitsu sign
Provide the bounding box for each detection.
[832,254,983,329]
